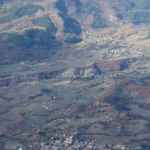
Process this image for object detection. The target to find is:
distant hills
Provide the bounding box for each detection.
[0,0,150,64]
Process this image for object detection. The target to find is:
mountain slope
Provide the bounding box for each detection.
[1,0,150,150]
